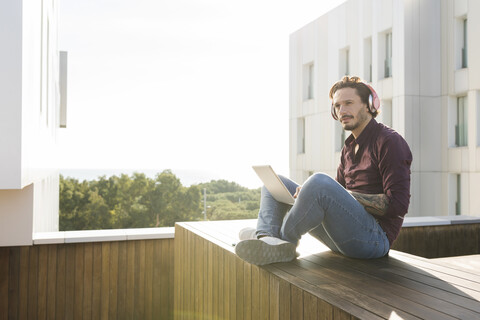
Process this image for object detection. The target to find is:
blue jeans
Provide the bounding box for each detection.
[256,173,389,259]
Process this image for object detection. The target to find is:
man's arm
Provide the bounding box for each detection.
[349,191,389,217]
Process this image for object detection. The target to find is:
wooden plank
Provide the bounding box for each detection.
[290,285,303,320]
[173,226,182,319]
[334,307,354,320]
[125,240,135,319]
[27,245,38,320]
[8,247,20,320]
[46,245,58,320]
[37,245,48,320]
[251,265,260,320]
[168,239,175,320]
[280,260,419,319]
[264,264,383,320]
[73,244,84,320]
[91,242,102,320]
[134,240,146,320]
[391,251,480,284]
[303,291,318,320]
[326,252,480,313]
[432,255,480,273]
[317,298,334,319]
[269,274,279,320]
[18,246,29,320]
[55,244,66,320]
[165,240,174,319]
[187,231,194,318]
[193,232,202,319]
[144,240,154,320]
[243,260,252,320]
[64,244,76,320]
[108,241,119,320]
[259,267,269,320]
[213,244,219,320]
[366,254,480,300]
[218,247,225,320]
[0,248,9,320]
[224,246,231,319]
[294,255,472,319]
[100,242,111,320]
[82,243,93,319]
[235,257,244,320]
[393,224,480,258]
[229,250,237,319]
[116,241,127,319]
[173,228,186,319]
[278,278,290,320]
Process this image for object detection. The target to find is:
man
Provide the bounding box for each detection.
[235,76,413,265]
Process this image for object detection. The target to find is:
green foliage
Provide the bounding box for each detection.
[59,172,261,231]
[199,180,261,221]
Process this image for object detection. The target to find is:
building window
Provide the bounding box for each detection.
[384,32,392,78]
[462,18,468,68]
[303,63,314,100]
[455,96,468,147]
[449,173,462,215]
[477,92,480,146]
[297,118,305,154]
[59,51,68,128]
[339,47,350,77]
[364,37,372,82]
[456,174,461,215]
[456,17,468,70]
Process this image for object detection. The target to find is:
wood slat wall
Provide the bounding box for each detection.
[0,239,174,320]
[392,224,480,258]
[173,224,356,320]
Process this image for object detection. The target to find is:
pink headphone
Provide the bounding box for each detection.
[331,81,381,120]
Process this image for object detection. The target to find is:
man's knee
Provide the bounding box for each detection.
[307,172,334,186]
[301,172,339,194]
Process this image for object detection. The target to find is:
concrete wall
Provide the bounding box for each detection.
[0,0,61,245]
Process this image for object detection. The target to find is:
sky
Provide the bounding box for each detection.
[58,0,346,188]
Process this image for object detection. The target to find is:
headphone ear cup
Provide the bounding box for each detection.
[331,103,338,120]
[362,82,380,113]
[368,94,373,112]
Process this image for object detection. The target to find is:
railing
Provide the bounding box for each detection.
[0,228,174,320]
[1,216,479,319]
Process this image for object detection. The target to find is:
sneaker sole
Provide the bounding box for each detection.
[235,239,296,265]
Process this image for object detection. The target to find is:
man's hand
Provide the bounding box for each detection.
[293,186,302,198]
[349,191,389,216]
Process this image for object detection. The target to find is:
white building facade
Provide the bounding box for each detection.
[289,0,480,217]
[0,0,66,245]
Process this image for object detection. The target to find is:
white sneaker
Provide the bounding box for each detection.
[235,236,296,266]
[238,227,257,240]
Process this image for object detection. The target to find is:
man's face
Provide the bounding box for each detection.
[333,87,372,136]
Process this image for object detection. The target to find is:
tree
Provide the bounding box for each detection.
[59,171,258,230]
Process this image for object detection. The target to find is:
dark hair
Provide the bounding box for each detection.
[329,76,379,118]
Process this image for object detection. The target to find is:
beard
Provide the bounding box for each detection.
[341,109,370,131]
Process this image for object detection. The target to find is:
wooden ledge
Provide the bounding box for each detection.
[174,220,480,319]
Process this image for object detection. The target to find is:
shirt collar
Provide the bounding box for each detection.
[345,118,379,147]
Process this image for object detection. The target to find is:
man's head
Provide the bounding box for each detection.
[329,76,380,120]
[329,76,380,138]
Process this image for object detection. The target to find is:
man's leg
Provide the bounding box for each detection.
[280,173,389,259]
[235,176,299,265]
[255,175,298,238]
